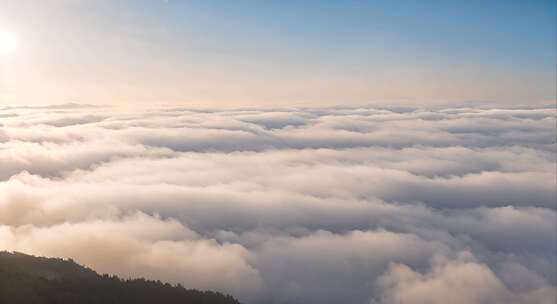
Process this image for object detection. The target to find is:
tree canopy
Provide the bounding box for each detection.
[0,251,241,304]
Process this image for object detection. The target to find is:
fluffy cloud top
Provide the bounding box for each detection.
[0,104,555,303]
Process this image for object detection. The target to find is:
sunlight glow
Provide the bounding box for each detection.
[0,32,17,55]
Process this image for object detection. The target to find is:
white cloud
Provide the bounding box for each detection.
[0,104,555,303]
[375,252,556,304]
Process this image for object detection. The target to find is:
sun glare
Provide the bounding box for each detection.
[0,32,17,55]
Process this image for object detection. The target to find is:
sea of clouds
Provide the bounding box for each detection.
[0,103,555,304]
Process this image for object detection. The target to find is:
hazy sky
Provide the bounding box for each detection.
[0,0,555,106]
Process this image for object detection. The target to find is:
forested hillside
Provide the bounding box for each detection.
[0,252,241,304]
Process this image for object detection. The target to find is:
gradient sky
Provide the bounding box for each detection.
[0,0,555,106]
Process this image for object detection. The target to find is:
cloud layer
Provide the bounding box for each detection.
[0,104,555,303]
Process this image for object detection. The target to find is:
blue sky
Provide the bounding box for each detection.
[0,0,555,106]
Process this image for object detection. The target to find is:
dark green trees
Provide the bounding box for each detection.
[0,251,240,304]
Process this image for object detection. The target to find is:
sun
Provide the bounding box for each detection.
[0,32,17,55]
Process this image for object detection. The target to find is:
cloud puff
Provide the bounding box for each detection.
[375,252,556,304]
[0,104,555,303]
